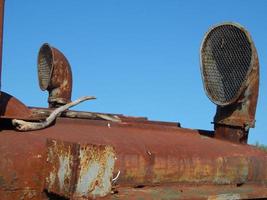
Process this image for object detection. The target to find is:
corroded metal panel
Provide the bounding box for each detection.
[0,118,266,199]
[74,144,115,199]
[0,133,45,200]
[0,92,32,119]
[45,139,78,197]
[105,184,267,200]
[45,139,116,199]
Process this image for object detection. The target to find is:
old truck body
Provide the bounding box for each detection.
[0,1,266,200]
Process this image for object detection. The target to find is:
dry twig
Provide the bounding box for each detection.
[12,96,96,131]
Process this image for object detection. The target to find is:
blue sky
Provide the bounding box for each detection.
[2,0,267,144]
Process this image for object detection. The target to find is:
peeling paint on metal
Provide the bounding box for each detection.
[74,145,116,199]
[208,193,241,200]
[45,139,76,196]
[45,139,115,199]
[76,161,100,195]
[58,153,72,192]
[46,172,56,190]
[1,118,267,199]
[92,153,115,197]
[213,157,249,184]
[19,187,37,200]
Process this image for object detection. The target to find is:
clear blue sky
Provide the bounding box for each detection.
[2,1,267,145]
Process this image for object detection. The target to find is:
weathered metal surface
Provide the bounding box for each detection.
[0,117,266,199]
[0,91,32,119]
[214,124,247,144]
[30,107,123,122]
[73,143,115,199]
[45,139,116,199]
[45,139,78,197]
[29,107,180,127]
[0,0,265,198]
[200,23,259,144]
[105,184,267,200]
[0,132,45,200]
[38,43,73,108]
[214,51,259,143]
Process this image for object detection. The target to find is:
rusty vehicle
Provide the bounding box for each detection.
[0,1,267,200]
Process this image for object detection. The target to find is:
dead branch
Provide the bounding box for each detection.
[12,96,96,131]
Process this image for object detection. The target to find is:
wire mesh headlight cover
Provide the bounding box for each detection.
[38,43,53,90]
[200,23,255,106]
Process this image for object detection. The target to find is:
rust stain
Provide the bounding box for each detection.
[200,23,259,144]
[106,184,267,200]
[0,92,32,120]
[0,1,266,198]
[74,145,115,199]
[0,117,266,199]
[38,43,72,108]
[45,139,77,197]
[45,139,115,199]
